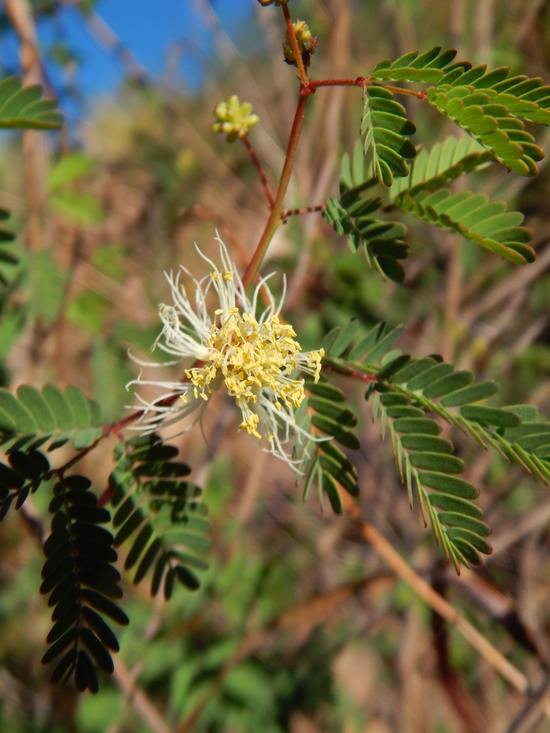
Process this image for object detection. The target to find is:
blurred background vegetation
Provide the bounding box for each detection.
[1,0,550,731]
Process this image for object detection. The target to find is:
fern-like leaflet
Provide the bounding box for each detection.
[109,434,211,598]
[41,475,128,693]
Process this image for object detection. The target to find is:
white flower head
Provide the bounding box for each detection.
[127,234,325,472]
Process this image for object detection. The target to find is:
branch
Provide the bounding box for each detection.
[282,3,309,87]
[242,90,310,288]
[343,494,530,695]
[241,135,275,208]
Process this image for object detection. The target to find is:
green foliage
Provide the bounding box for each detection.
[321,319,550,570]
[395,186,534,265]
[41,474,128,693]
[0,206,17,281]
[0,76,63,129]
[372,48,550,176]
[388,135,493,200]
[27,250,68,324]
[295,323,361,515]
[0,384,102,451]
[323,142,409,283]
[361,85,416,185]
[108,433,211,598]
[0,446,50,520]
[373,47,469,84]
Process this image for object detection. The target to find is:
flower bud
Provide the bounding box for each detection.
[212,95,259,142]
[283,19,317,68]
[257,0,288,6]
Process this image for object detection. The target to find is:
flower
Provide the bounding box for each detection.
[212,95,259,142]
[127,235,325,472]
[283,19,318,68]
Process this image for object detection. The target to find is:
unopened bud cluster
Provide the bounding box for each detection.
[283,19,317,68]
[212,95,259,142]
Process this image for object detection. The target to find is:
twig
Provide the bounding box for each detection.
[343,495,530,695]
[281,204,325,222]
[4,0,47,250]
[241,135,275,208]
[505,677,550,733]
[282,3,309,87]
[242,90,310,288]
[286,0,351,309]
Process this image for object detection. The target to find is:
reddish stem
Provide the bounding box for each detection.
[241,134,275,208]
[309,77,367,89]
[282,3,309,87]
[281,204,325,222]
[242,90,310,289]
[323,362,378,385]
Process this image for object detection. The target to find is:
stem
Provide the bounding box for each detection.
[378,83,428,99]
[281,204,326,222]
[309,77,366,89]
[282,3,309,87]
[242,91,310,289]
[341,493,530,695]
[241,134,275,208]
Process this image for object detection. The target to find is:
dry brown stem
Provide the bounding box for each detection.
[4,0,47,249]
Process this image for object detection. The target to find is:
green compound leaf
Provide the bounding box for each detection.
[323,199,408,283]
[371,49,550,175]
[389,135,493,201]
[373,47,470,85]
[343,320,550,566]
[296,380,360,513]
[361,86,416,186]
[108,434,210,596]
[41,475,126,693]
[0,385,101,453]
[394,186,535,265]
[0,76,63,129]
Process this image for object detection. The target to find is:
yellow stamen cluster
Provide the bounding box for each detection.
[185,305,323,440]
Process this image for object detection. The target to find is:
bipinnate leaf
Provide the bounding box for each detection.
[108,433,210,597]
[41,475,127,693]
[361,86,416,186]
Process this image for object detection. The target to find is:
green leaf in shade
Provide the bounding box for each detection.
[329,319,360,356]
[366,324,407,363]
[349,322,388,360]
[304,381,346,402]
[311,414,360,450]
[42,385,75,430]
[0,388,37,434]
[391,357,436,384]
[64,387,91,429]
[446,528,492,555]
[399,435,453,453]
[460,405,522,427]
[418,472,480,499]
[16,385,56,433]
[408,452,465,473]
[407,362,454,391]
[393,418,442,435]
[439,380,500,407]
[422,370,474,399]
[322,472,343,515]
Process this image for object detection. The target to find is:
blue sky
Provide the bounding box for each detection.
[1,0,253,96]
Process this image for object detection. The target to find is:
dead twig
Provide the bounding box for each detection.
[342,494,530,695]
